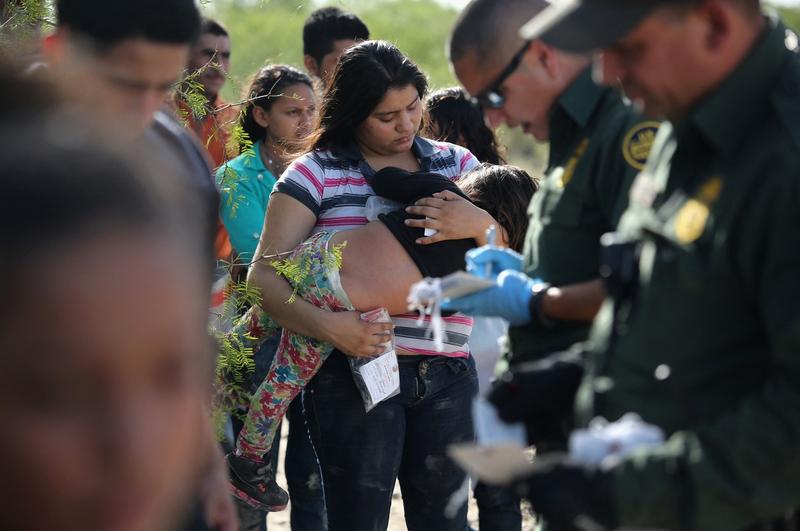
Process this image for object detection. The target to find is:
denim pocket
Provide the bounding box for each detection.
[442,355,476,376]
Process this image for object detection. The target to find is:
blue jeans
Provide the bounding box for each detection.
[305,352,478,531]
[235,335,328,531]
[474,482,522,531]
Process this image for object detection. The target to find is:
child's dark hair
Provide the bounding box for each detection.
[307,40,427,152]
[426,87,505,164]
[56,0,200,51]
[458,163,539,252]
[240,65,314,146]
[303,7,370,66]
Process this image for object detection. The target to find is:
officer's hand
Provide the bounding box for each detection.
[442,270,535,325]
[514,454,618,531]
[488,352,583,447]
[465,246,523,279]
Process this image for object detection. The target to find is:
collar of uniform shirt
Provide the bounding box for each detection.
[685,14,787,155]
[555,67,606,129]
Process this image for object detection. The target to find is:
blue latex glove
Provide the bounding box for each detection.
[443,270,536,326]
[466,246,523,279]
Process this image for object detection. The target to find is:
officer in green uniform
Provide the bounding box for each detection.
[458,1,799,529]
[444,0,659,455]
[445,0,659,369]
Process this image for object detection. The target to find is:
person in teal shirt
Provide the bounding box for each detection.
[215,64,318,531]
[216,65,316,263]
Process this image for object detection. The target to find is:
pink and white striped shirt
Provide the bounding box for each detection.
[273,136,480,357]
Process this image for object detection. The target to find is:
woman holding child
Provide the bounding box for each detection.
[237,41,522,531]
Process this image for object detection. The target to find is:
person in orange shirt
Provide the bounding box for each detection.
[177,18,236,269]
[178,18,239,168]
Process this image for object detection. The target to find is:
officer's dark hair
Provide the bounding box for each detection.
[199,17,228,38]
[305,40,427,152]
[56,0,201,51]
[240,64,314,146]
[449,0,547,67]
[425,87,505,165]
[302,7,370,66]
[458,164,539,252]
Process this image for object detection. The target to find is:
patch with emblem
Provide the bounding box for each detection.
[622,121,660,170]
[673,176,723,244]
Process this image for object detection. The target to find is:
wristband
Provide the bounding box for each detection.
[528,283,556,328]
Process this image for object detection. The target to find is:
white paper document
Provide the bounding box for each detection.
[358,350,400,405]
[447,398,532,485]
[448,443,534,485]
[439,271,496,300]
[473,397,527,447]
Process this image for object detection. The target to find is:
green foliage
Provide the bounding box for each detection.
[206,0,460,103]
[175,77,211,123]
[216,151,250,220]
[211,280,269,434]
[271,241,347,303]
[775,4,800,32]
[213,324,256,428]
[1,0,53,52]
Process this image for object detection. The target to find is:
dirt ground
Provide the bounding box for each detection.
[265,423,537,530]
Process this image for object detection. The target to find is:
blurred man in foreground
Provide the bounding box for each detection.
[42,1,238,529]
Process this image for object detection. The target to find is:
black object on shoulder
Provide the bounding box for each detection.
[369,166,476,279]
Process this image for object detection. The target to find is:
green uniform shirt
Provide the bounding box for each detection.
[508,69,658,363]
[578,17,800,530]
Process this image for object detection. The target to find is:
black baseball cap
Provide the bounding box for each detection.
[520,0,668,53]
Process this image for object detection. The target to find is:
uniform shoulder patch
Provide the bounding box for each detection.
[622,121,660,171]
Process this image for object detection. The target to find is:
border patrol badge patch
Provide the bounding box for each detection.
[622,121,660,170]
[674,199,711,243]
[673,176,723,244]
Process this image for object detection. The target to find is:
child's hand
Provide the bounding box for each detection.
[404,190,501,245]
[323,311,394,358]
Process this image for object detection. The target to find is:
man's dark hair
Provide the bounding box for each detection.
[199,17,229,38]
[450,0,546,67]
[302,7,369,65]
[56,0,200,50]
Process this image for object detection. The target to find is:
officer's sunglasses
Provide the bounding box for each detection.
[471,40,532,110]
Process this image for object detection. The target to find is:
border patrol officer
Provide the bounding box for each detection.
[443,0,658,446]
[502,1,800,529]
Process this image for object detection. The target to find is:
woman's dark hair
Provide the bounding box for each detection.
[240,64,314,146]
[458,163,539,252]
[307,40,428,152]
[425,87,505,164]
